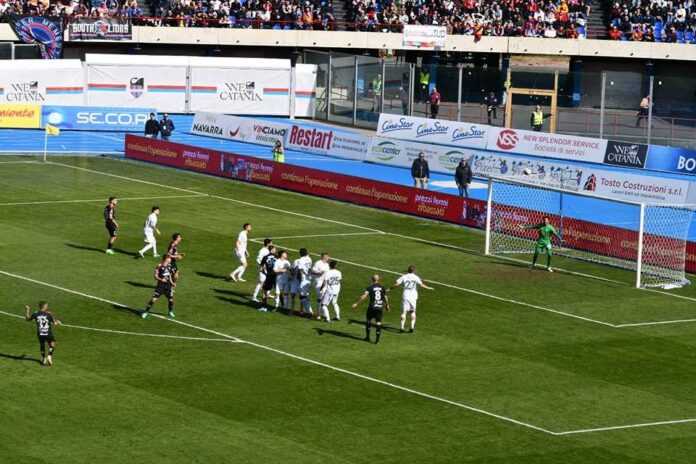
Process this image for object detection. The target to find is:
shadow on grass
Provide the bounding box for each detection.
[195,271,229,281]
[347,318,402,333]
[0,353,42,364]
[66,243,138,257]
[314,327,369,343]
[125,280,154,289]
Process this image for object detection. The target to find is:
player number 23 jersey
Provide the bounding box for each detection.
[324,269,342,293]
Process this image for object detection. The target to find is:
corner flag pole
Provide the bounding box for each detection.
[43,126,48,163]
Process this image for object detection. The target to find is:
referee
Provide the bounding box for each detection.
[352,274,390,344]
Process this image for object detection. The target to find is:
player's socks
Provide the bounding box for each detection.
[375,325,382,343]
[252,283,262,301]
[365,321,371,341]
[168,302,175,318]
[321,305,331,322]
[46,355,53,366]
[333,304,340,321]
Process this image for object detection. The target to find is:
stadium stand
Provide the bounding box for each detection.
[607,0,696,42]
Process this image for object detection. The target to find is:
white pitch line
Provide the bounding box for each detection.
[615,318,696,328]
[250,239,618,328]
[270,232,385,240]
[0,193,208,207]
[0,268,555,436]
[46,159,696,327]
[0,160,40,164]
[555,418,696,436]
[0,309,238,343]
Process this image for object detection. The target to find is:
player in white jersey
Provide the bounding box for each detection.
[320,260,342,322]
[138,206,161,258]
[252,238,273,302]
[311,252,330,319]
[392,265,433,333]
[274,250,292,310]
[230,223,252,282]
[291,248,314,316]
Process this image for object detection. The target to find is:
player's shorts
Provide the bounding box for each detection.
[402,298,417,314]
[153,282,174,299]
[366,308,384,323]
[38,334,55,346]
[144,230,156,244]
[535,241,552,253]
[235,250,247,266]
[321,291,339,306]
[298,280,312,297]
[289,278,300,294]
[277,277,292,293]
[105,222,118,237]
[262,274,277,292]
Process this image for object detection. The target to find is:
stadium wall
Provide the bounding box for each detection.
[123,134,696,273]
[0,55,317,117]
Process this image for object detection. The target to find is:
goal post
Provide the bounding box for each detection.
[484,176,695,289]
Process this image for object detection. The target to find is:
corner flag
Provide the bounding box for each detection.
[45,124,60,136]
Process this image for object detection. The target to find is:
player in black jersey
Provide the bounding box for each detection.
[25,301,61,366]
[352,274,390,344]
[104,197,119,255]
[166,233,184,276]
[142,255,177,319]
[258,246,278,313]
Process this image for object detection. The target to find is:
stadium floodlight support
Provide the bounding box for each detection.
[484,176,696,289]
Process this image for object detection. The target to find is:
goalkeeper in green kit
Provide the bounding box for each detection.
[519,216,561,272]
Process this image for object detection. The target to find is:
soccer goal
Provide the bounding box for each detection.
[484,176,695,289]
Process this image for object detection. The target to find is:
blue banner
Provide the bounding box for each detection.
[645,145,696,175]
[42,106,157,132]
[10,16,63,59]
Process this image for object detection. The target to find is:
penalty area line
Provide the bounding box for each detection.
[46,159,696,327]
[250,239,618,329]
[0,309,239,343]
[0,193,208,207]
[0,268,556,436]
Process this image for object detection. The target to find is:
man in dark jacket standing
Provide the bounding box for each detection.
[455,159,473,198]
[159,113,175,141]
[144,113,160,138]
[411,152,430,189]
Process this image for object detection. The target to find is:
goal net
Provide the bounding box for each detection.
[484,176,695,289]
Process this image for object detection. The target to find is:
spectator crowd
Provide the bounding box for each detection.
[1,0,695,43]
[347,0,590,38]
[0,0,337,30]
[607,0,696,42]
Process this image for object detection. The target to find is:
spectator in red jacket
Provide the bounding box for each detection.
[429,87,441,119]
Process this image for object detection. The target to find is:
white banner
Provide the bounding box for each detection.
[190,112,255,143]
[376,113,488,149]
[367,136,690,204]
[294,64,317,118]
[286,123,369,161]
[86,64,187,112]
[0,61,85,106]
[487,127,608,164]
[403,25,447,48]
[189,66,290,115]
[190,112,289,147]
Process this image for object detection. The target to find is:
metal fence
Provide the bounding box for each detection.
[303,50,696,150]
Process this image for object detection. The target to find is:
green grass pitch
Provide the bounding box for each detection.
[3,155,696,463]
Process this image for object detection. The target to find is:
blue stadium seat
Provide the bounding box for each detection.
[577,25,586,37]
[676,30,685,43]
[685,30,695,43]
[654,26,663,41]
